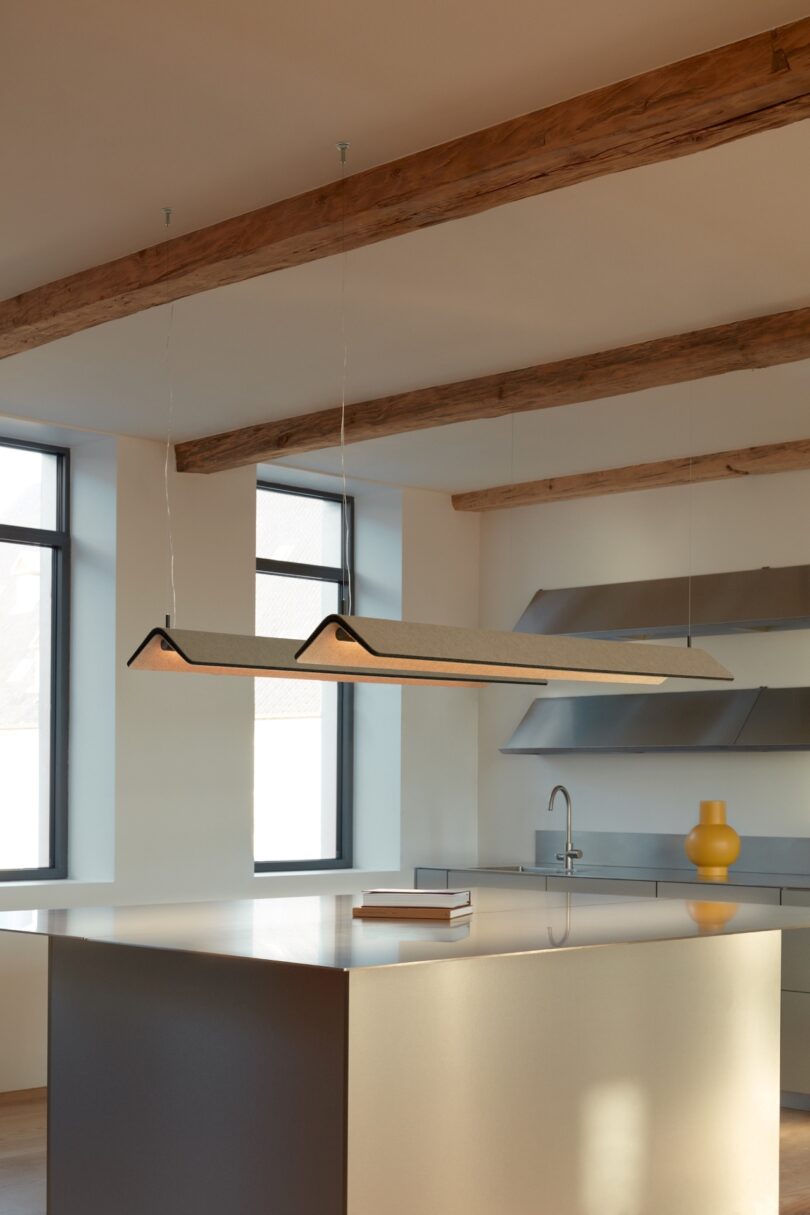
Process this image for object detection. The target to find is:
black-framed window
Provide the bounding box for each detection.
[254,482,353,871]
[0,437,69,881]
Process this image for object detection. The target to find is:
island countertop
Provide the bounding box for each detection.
[2,886,810,970]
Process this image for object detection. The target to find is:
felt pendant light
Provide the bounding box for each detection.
[293,615,733,686]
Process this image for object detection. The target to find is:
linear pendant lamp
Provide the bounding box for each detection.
[293,615,733,685]
[127,626,498,687]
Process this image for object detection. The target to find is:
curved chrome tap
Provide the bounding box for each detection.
[548,785,583,873]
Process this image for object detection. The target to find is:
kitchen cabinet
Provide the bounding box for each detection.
[546,875,656,898]
[448,869,547,890]
[782,932,810,994]
[414,868,448,890]
[782,993,810,1095]
[657,881,780,905]
[779,890,810,1100]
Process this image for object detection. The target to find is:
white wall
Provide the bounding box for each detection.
[112,439,257,901]
[399,489,480,870]
[478,470,810,864]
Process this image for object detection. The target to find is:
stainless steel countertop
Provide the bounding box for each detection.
[468,864,810,889]
[2,888,810,970]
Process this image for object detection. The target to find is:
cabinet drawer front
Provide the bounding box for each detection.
[783,889,810,908]
[782,991,810,1095]
[448,870,547,891]
[414,868,449,890]
[657,882,779,905]
[546,877,656,898]
[783,929,810,994]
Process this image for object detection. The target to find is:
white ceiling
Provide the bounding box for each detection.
[279,361,810,493]
[2,0,806,296]
[2,0,810,494]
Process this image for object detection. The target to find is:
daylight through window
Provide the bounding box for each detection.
[254,483,353,871]
[0,438,69,880]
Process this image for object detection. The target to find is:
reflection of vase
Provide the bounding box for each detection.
[687,900,739,934]
[684,800,740,878]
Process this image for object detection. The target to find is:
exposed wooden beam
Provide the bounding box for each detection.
[175,305,810,473]
[5,18,810,361]
[451,438,810,511]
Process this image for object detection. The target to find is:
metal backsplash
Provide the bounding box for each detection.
[534,830,810,874]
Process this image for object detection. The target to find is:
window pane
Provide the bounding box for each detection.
[254,574,339,863]
[257,489,342,567]
[0,445,58,530]
[0,542,53,871]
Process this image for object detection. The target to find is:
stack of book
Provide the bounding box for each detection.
[353,888,472,920]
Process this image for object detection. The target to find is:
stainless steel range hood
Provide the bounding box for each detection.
[515,565,810,640]
[502,687,810,753]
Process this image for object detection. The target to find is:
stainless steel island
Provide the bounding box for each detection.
[2,887,808,1215]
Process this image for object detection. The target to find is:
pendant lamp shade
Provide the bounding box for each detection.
[127,627,495,687]
[294,615,733,685]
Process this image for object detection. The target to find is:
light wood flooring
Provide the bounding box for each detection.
[0,1090,46,1215]
[2,1089,810,1213]
[781,1110,810,1215]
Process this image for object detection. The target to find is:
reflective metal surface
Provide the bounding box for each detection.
[547,784,582,872]
[2,888,810,970]
[528,828,810,882]
[515,564,810,639]
[502,687,810,753]
[475,863,810,889]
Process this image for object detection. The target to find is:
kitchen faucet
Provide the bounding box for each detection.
[548,785,583,873]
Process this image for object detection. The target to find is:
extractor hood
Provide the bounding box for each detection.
[502,687,810,753]
[515,565,810,640]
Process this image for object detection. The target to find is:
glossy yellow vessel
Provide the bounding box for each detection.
[685,800,740,879]
[687,900,739,933]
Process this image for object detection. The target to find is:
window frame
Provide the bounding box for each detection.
[254,480,354,873]
[0,435,70,882]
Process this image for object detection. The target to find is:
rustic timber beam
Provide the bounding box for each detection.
[451,438,810,511]
[175,305,810,472]
[4,18,810,360]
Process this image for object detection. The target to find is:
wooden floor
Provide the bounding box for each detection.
[781,1110,810,1215]
[0,1090,46,1215]
[1,1090,809,1213]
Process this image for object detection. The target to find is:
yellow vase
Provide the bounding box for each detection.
[684,800,740,879]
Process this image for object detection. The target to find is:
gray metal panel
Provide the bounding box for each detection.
[658,882,780,905]
[48,937,349,1215]
[784,889,810,907]
[546,876,656,897]
[504,689,760,753]
[782,929,810,993]
[515,564,810,639]
[736,688,810,750]
[781,1092,810,1111]
[535,830,810,875]
[414,868,449,889]
[782,992,810,1095]
[536,830,689,868]
[448,869,547,891]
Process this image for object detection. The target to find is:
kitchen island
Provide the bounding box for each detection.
[2,887,808,1215]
